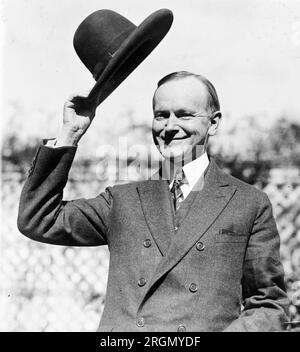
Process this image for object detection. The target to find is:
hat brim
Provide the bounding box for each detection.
[73,9,173,112]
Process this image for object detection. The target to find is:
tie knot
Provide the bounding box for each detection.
[173,168,186,186]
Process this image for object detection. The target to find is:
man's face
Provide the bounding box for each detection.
[152,76,213,163]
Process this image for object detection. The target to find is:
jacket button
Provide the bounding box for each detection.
[189,283,198,293]
[177,324,186,332]
[28,164,34,175]
[196,241,205,251]
[138,278,146,287]
[143,239,152,248]
[136,317,145,327]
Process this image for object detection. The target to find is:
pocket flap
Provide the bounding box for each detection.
[215,228,249,243]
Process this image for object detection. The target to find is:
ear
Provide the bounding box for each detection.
[208,111,222,136]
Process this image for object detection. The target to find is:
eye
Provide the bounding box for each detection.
[154,113,168,121]
[176,112,193,120]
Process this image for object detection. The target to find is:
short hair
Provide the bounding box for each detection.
[156,71,220,113]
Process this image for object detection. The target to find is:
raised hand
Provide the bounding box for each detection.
[56,93,98,147]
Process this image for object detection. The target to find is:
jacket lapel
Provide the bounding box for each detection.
[140,159,237,305]
[137,179,174,256]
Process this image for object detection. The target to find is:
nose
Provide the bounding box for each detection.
[165,113,179,132]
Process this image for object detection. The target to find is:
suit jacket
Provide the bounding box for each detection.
[17,144,289,332]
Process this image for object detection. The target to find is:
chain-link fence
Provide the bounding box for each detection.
[1,165,299,331]
[263,172,300,329]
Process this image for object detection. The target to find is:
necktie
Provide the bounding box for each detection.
[170,168,186,211]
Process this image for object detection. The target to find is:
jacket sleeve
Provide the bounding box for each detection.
[223,192,290,331]
[17,144,112,246]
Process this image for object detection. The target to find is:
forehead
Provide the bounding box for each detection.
[153,76,209,111]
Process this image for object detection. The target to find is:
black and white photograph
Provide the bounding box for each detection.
[1,0,300,334]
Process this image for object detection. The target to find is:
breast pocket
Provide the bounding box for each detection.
[214,229,249,270]
[215,228,249,243]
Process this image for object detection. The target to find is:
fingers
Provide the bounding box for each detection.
[64,89,98,118]
[73,97,97,117]
[64,91,87,108]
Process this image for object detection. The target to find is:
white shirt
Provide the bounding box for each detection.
[163,152,210,200]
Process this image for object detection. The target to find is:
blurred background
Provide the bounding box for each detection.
[1,0,300,331]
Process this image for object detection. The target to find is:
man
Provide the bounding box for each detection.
[18,71,289,332]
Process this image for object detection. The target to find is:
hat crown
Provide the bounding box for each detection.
[72,8,173,110]
[74,10,136,79]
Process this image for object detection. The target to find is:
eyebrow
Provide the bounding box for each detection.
[154,109,167,113]
[154,109,195,115]
[175,109,195,115]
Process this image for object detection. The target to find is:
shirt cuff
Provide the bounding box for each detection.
[42,138,78,149]
[43,138,57,147]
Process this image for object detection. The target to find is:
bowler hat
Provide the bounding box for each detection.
[72,9,173,112]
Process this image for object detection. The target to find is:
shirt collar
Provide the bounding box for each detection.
[162,152,210,189]
[182,152,209,190]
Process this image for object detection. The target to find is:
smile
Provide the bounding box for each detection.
[161,136,189,141]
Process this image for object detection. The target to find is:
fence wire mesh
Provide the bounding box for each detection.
[1,167,299,331]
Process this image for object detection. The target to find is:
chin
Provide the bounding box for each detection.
[159,144,190,162]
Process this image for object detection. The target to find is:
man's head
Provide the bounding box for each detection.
[152,71,222,164]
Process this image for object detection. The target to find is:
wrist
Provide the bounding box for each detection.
[56,128,82,147]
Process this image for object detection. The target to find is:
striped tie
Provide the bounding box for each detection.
[170,168,186,211]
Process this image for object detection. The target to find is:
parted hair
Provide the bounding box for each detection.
[156,71,220,114]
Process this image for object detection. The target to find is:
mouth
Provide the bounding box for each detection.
[161,136,189,145]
